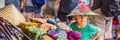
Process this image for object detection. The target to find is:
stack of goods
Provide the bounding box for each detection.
[0,4,30,40]
[0,4,82,40]
[48,28,67,40]
[28,26,47,40]
[19,18,82,40]
[0,17,31,40]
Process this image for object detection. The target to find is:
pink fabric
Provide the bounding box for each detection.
[67,31,82,40]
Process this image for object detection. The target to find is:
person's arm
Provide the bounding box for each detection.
[20,0,26,9]
[91,28,102,40]
[54,0,61,11]
[40,4,46,17]
[78,0,81,4]
[88,0,94,8]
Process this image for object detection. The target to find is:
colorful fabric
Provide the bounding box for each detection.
[48,28,67,39]
[67,31,82,40]
[57,38,67,40]
[46,18,59,25]
[19,22,38,29]
[67,3,97,16]
[30,18,46,24]
[69,22,98,40]
[42,35,54,40]
[56,22,72,31]
[40,23,56,31]
[28,26,47,40]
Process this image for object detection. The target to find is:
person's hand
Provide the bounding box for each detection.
[54,5,58,11]
[87,5,92,9]
[41,5,45,10]
[88,0,93,8]
[78,0,81,4]
[21,5,24,10]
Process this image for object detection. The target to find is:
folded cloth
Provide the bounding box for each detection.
[28,26,47,40]
[42,35,54,40]
[48,28,67,39]
[57,38,67,40]
[56,22,72,31]
[46,18,59,25]
[67,31,82,40]
[30,18,46,24]
[40,23,56,31]
[19,22,38,29]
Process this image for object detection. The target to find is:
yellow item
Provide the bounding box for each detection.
[40,23,56,31]
[19,22,38,29]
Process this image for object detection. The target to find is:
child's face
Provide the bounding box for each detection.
[74,15,88,24]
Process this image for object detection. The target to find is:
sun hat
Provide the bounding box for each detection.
[67,3,98,17]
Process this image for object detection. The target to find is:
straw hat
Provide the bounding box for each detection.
[0,4,25,26]
[67,3,98,16]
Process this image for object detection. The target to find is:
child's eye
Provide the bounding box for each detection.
[84,15,87,16]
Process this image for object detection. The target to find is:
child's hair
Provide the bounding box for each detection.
[68,16,74,20]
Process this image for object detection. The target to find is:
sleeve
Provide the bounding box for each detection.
[89,24,98,34]
[68,22,76,30]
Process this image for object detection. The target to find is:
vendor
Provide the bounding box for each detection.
[68,3,101,40]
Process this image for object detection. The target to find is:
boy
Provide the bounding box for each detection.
[68,3,101,40]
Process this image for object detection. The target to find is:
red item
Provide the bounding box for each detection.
[112,20,119,26]
[79,3,90,12]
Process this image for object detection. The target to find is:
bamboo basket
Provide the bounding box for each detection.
[0,4,25,26]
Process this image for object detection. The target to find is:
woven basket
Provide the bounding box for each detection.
[0,4,25,26]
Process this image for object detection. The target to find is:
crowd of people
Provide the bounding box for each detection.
[0,0,120,40]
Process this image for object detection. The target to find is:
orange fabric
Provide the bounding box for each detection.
[30,18,46,24]
[40,23,56,31]
[43,35,54,40]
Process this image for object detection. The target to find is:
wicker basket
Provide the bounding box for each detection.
[0,4,25,26]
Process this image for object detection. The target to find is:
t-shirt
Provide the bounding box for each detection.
[58,0,78,13]
[81,0,90,5]
[69,22,98,40]
[26,0,33,6]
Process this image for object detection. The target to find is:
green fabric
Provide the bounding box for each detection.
[57,38,67,40]
[28,26,47,40]
[69,22,98,40]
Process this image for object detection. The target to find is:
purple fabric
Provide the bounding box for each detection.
[49,32,59,36]
[67,31,82,40]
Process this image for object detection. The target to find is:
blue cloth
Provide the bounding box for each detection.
[0,32,9,40]
[24,6,34,12]
[5,0,20,11]
[48,28,67,38]
[34,7,42,14]
[32,0,46,6]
